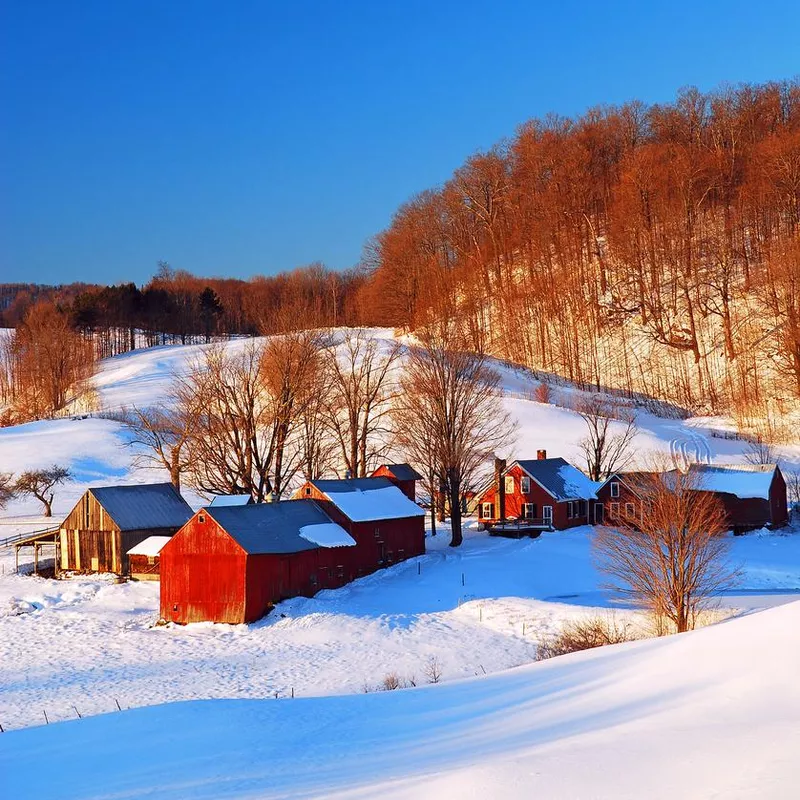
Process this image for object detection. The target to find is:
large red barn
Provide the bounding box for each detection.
[160,500,357,625]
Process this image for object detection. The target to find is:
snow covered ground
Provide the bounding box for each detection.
[1,329,799,798]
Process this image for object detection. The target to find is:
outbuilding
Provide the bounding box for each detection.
[127,536,171,580]
[370,463,424,501]
[160,500,356,624]
[58,483,193,576]
[294,476,426,572]
[687,463,788,531]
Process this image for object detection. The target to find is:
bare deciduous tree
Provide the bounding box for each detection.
[0,472,14,509]
[323,330,401,478]
[577,396,638,481]
[593,470,738,633]
[15,465,70,517]
[393,326,513,547]
[742,436,778,466]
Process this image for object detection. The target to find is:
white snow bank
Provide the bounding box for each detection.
[126,536,171,557]
[298,523,356,548]
[323,485,425,522]
[3,598,800,800]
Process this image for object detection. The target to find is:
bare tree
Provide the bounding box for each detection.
[593,470,738,633]
[393,326,513,547]
[577,396,638,481]
[742,437,778,466]
[0,472,14,509]
[323,330,401,477]
[15,465,70,517]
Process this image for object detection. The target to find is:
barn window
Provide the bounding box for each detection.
[610,502,619,518]
[172,604,178,612]
[521,477,530,493]
[147,556,156,565]
[310,574,318,587]
[337,565,344,579]
[398,549,405,559]
[482,503,493,519]
[504,476,515,494]
[305,487,312,496]
[625,503,635,519]
[198,513,206,524]
[610,482,620,498]
[374,527,381,538]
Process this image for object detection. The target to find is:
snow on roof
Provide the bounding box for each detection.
[688,464,777,500]
[207,500,340,555]
[89,483,193,531]
[126,535,171,557]
[515,458,598,501]
[209,494,252,507]
[298,523,356,548]
[312,477,425,522]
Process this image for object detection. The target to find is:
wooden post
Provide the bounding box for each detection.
[15,545,19,574]
[34,544,39,576]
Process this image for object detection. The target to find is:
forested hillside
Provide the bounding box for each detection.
[2,81,799,435]
[364,81,800,431]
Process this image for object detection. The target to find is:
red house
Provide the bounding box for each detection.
[476,453,598,531]
[687,464,788,531]
[593,472,662,527]
[160,500,357,625]
[371,463,424,501]
[294,476,426,570]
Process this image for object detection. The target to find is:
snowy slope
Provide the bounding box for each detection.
[2,598,799,800]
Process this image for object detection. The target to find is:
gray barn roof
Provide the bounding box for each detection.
[311,476,396,494]
[90,483,193,531]
[206,500,347,555]
[515,458,599,501]
[377,463,424,481]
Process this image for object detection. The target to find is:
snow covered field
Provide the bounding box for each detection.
[1,329,800,798]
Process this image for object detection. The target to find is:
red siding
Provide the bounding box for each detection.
[371,465,417,501]
[595,479,642,527]
[476,463,589,530]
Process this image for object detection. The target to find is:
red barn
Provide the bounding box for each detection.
[370,463,423,501]
[160,500,357,624]
[293,476,426,571]
[476,454,598,531]
[687,464,788,531]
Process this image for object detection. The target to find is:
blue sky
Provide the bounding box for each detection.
[2,0,799,286]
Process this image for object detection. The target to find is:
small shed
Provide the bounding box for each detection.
[294,476,426,572]
[371,464,424,501]
[58,483,193,575]
[127,536,171,580]
[160,500,356,624]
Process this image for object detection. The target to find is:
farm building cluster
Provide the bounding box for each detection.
[5,455,790,625]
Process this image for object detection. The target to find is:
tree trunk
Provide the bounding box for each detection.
[447,467,462,547]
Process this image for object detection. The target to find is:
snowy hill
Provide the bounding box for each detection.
[3,596,800,799]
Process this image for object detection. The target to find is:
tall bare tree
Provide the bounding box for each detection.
[0,472,14,509]
[15,465,70,517]
[577,396,638,481]
[593,469,738,633]
[393,326,513,547]
[323,330,401,477]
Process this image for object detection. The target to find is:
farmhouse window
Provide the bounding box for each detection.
[567,501,574,518]
[505,476,515,494]
[521,476,531,493]
[522,503,536,519]
[482,503,494,519]
[610,502,619,518]
[610,482,620,498]
[543,505,553,523]
[625,503,635,519]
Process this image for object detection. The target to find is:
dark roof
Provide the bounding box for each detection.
[514,458,598,501]
[377,463,424,481]
[599,471,670,496]
[206,500,344,555]
[89,483,193,532]
[310,476,396,494]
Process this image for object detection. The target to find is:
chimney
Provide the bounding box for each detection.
[494,456,507,521]
[537,449,547,460]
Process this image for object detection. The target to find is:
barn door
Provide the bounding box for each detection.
[594,504,604,524]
